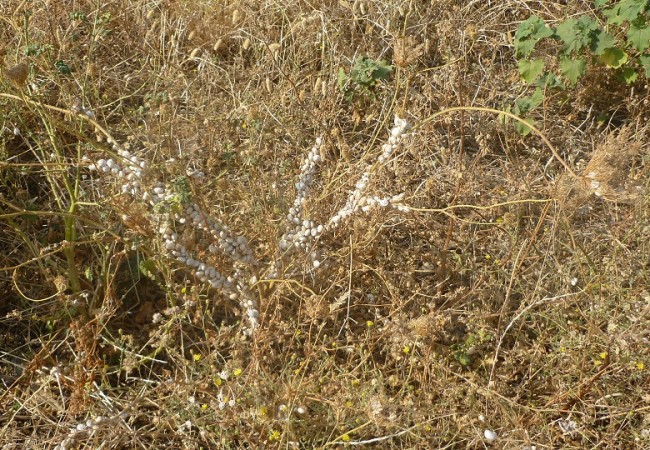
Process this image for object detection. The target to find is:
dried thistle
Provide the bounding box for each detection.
[2,63,29,87]
[555,125,644,214]
[393,36,425,68]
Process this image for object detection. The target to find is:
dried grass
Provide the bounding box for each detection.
[1,0,649,449]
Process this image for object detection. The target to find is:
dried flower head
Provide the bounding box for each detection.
[2,63,29,87]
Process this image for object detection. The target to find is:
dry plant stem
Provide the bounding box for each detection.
[0,93,124,152]
[409,198,553,216]
[0,202,118,240]
[337,234,354,337]
[2,93,262,330]
[489,200,552,387]
[37,106,83,294]
[0,93,118,295]
[5,92,86,291]
[486,288,589,411]
[323,420,373,447]
[325,424,420,446]
[416,106,580,179]
[558,351,611,411]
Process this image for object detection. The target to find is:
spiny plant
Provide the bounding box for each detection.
[507,0,650,134]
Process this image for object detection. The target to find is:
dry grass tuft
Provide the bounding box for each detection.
[556,122,647,215]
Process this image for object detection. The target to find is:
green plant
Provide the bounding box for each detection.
[450,330,492,368]
[508,0,650,134]
[337,55,393,100]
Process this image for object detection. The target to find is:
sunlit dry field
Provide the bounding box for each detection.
[1,1,649,448]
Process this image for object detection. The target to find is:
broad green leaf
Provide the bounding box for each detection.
[598,47,628,67]
[560,57,587,84]
[514,117,536,136]
[518,59,545,83]
[620,67,638,83]
[591,29,618,55]
[603,0,647,25]
[535,72,565,89]
[514,15,554,57]
[628,22,650,52]
[514,88,544,115]
[555,16,599,54]
[350,56,393,88]
[373,60,393,79]
[639,55,650,77]
[594,0,611,6]
[529,86,545,106]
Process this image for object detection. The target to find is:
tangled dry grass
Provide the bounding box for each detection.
[1,0,649,448]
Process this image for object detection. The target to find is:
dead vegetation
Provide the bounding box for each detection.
[1,0,649,449]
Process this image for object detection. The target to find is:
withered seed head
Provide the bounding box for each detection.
[3,63,29,87]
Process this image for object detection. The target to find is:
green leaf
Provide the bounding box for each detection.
[555,16,599,54]
[54,60,71,75]
[514,117,536,136]
[594,0,611,7]
[560,57,587,84]
[529,86,545,106]
[342,56,393,95]
[371,60,393,80]
[639,54,650,77]
[591,29,618,55]
[514,15,554,57]
[498,105,512,125]
[351,56,392,86]
[337,67,348,92]
[139,259,157,280]
[503,86,543,136]
[598,47,628,67]
[518,59,545,83]
[514,87,544,115]
[628,21,650,52]
[535,72,565,89]
[620,67,638,83]
[603,0,648,25]
[455,351,472,367]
